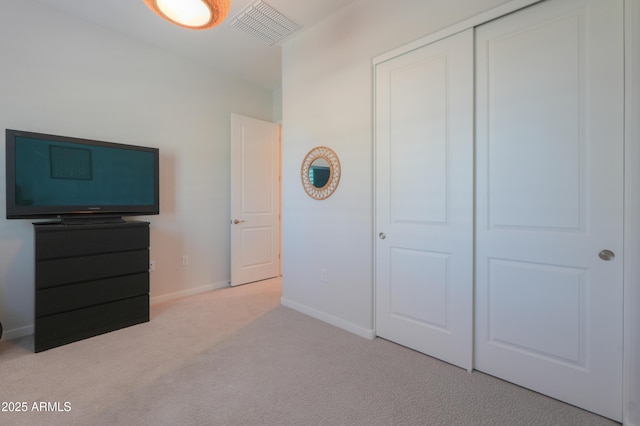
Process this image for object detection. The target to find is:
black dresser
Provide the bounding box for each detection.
[34,221,150,352]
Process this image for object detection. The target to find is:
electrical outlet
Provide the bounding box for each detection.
[182,255,189,266]
[149,260,156,272]
[320,268,327,283]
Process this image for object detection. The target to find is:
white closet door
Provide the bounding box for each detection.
[375,29,474,370]
[475,0,624,420]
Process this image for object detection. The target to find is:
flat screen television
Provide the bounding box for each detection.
[5,129,159,223]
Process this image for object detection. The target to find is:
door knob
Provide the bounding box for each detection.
[378,232,386,240]
[233,219,245,224]
[599,250,615,261]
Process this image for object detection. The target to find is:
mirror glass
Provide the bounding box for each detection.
[309,158,330,188]
[301,146,341,200]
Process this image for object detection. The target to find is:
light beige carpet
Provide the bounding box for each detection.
[0,279,618,425]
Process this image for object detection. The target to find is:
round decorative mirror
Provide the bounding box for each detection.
[301,146,341,200]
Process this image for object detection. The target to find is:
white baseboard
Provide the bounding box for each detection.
[150,280,229,305]
[2,324,34,340]
[281,297,376,340]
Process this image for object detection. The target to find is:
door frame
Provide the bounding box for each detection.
[624,1,640,424]
[372,0,640,423]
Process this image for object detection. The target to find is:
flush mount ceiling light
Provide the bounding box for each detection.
[143,0,232,30]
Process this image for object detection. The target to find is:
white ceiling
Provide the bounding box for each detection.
[31,0,356,91]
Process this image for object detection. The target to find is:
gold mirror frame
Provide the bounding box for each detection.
[301,146,341,200]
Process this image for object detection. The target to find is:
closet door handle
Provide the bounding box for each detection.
[378,232,386,240]
[598,250,615,261]
[233,219,245,225]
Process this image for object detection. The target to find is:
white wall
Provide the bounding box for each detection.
[0,0,273,337]
[272,88,283,124]
[281,0,514,336]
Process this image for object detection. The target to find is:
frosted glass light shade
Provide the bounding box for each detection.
[143,0,232,30]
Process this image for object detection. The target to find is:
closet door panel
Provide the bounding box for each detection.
[475,0,624,420]
[375,29,474,370]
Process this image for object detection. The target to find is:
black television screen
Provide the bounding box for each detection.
[5,129,159,222]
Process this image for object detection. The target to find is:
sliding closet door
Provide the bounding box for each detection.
[475,0,624,420]
[375,29,473,370]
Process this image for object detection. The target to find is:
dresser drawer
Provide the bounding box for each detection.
[35,295,149,353]
[35,223,149,260]
[36,273,149,317]
[36,250,149,289]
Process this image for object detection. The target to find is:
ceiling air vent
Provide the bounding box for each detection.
[230,1,302,45]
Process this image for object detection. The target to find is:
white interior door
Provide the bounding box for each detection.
[475,0,624,420]
[230,114,281,286]
[375,29,474,370]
